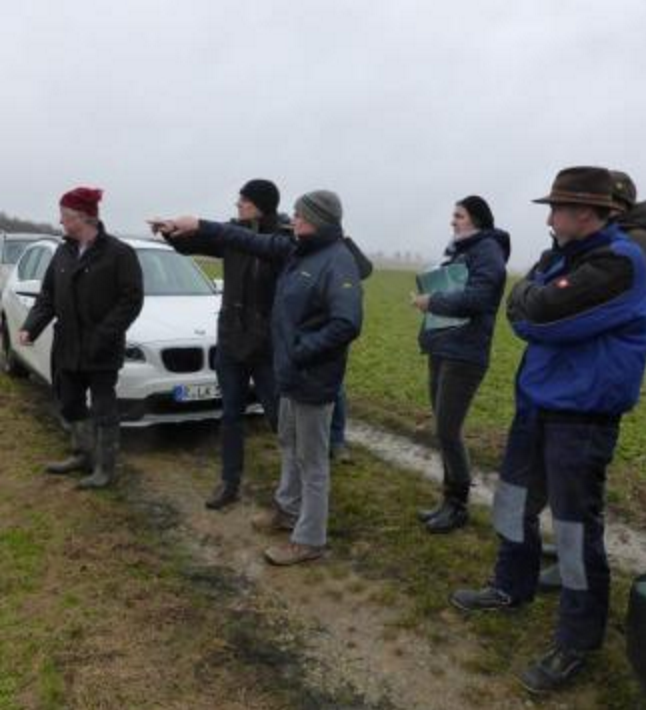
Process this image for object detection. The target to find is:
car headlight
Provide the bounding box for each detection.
[124,344,146,362]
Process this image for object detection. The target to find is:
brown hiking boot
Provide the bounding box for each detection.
[251,507,296,533]
[264,542,324,566]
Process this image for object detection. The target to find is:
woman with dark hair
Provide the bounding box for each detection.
[412,196,510,533]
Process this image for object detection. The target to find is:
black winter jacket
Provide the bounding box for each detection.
[23,225,144,372]
[419,229,510,368]
[188,221,363,404]
[169,215,286,363]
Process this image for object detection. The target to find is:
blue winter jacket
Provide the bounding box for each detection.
[419,229,510,368]
[195,221,363,404]
[508,223,646,415]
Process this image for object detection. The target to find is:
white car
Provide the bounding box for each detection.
[0,236,258,426]
[0,232,57,299]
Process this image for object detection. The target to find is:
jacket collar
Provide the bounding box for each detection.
[294,223,343,255]
[558,222,616,259]
[63,221,107,259]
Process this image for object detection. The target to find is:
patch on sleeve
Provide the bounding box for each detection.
[341,281,355,289]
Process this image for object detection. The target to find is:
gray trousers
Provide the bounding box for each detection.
[275,397,334,547]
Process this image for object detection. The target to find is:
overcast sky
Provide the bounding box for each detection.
[2,0,644,269]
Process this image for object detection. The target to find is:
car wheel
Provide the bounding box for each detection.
[1,320,28,377]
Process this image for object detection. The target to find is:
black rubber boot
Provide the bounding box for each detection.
[46,420,94,475]
[77,425,119,490]
[205,483,240,510]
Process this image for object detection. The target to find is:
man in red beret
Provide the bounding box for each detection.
[19,187,144,489]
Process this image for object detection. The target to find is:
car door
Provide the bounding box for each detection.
[5,243,55,379]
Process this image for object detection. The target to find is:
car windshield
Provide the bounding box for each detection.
[3,240,33,265]
[138,249,215,296]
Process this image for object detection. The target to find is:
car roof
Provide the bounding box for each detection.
[18,234,174,253]
[119,235,174,251]
[1,232,58,242]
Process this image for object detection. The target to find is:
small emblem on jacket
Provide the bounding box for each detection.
[300,271,312,278]
[556,278,570,288]
[342,281,354,289]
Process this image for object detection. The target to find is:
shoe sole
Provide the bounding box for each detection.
[450,596,520,613]
[205,498,239,511]
[425,524,467,535]
[264,549,325,566]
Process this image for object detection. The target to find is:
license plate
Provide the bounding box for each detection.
[173,384,219,402]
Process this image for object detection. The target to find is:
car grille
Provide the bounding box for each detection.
[161,347,204,373]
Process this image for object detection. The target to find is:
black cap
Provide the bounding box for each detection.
[239,179,280,216]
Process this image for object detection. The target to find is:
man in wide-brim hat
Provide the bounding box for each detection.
[450,166,646,695]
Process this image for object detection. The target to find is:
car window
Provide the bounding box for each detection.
[17,247,44,281]
[138,250,215,296]
[3,240,32,265]
[18,247,51,281]
[33,248,53,281]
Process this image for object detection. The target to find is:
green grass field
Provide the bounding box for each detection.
[198,258,646,525]
[345,269,646,525]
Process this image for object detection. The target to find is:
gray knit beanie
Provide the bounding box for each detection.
[294,190,343,229]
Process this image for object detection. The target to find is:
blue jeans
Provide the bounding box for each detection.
[215,348,278,487]
[492,409,619,650]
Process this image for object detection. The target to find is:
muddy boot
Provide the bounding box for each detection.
[77,425,119,490]
[46,420,94,475]
[205,482,239,510]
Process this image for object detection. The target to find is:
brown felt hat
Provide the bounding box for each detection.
[533,167,618,209]
[610,170,637,210]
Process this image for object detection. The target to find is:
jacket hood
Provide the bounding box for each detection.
[447,228,511,263]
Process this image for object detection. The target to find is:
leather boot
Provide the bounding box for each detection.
[46,420,94,475]
[205,482,239,510]
[425,498,468,534]
[77,424,119,490]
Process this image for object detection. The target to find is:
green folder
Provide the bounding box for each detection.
[416,263,470,331]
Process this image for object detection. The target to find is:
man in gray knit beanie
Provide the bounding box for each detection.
[293,190,343,231]
[150,187,363,566]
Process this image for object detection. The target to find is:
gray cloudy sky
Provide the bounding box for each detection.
[2,0,645,268]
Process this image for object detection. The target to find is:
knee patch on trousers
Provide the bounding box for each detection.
[553,518,587,591]
[493,481,527,543]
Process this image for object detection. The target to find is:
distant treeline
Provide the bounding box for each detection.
[0,211,60,235]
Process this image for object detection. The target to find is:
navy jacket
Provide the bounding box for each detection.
[194,221,363,404]
[419,229,510,368]
[508,223,646,416]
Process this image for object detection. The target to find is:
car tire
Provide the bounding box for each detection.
[1,320,28,378]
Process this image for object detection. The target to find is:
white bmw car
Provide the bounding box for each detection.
[0,236,258,426]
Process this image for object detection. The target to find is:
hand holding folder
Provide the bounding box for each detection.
[415,263,470,330]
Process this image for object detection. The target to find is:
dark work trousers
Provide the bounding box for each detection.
[215,347,278,488]
[428,355,486,503]
[492,409,620,651]
[330,385,347,447]
[58,369,120,427]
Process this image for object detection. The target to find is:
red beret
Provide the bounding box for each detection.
[59,187,104,217]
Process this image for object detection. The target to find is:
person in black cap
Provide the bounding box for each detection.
[450,167,646,695]
[412,195,510,533]
[161,180,288,509]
